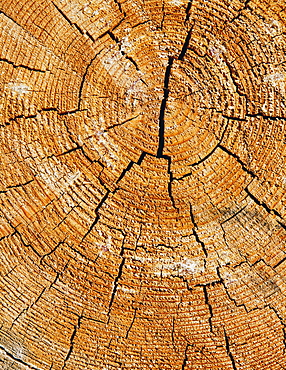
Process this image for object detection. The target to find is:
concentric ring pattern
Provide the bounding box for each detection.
[1,0,286,369]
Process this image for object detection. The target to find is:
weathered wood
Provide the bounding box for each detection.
[0,0,286,368]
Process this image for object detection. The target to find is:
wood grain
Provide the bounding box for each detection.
[0,0,286,369]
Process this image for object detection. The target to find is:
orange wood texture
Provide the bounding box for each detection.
[1,0,286,369]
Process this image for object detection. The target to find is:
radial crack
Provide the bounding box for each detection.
[178,24,194,61]
[108,257,126,317]
[221,205,247,225]
[193,229,208,258]
[58,108,87,116]
[157,56,174,158]
[62,316,82,370]
[81,190,111,241]
[113,0,126,15]
[116,152,146,184]
[0,345,42,370]
[224,58,247,97]
[105,113,142,131]
[218,144,256,178]
[266,305,286,353]
[189,203,197,228]
[166,156,179,211]
[0,11,23,29]
[273,256,286,269]
[246,113,286,121]
[245,187,282,218]
[107,31,144,75]
[52,2,94,42]
[161,0,165,29]
[0,57,46,73]
[82,153,147,241]
[203,286,213,332]
[171,317,176,349]
[126,308,137,338]
[278,221,286,230]
[190,203,208,258]
[224,330,238,370]
[184,1,193,24]
[181,344,190,370]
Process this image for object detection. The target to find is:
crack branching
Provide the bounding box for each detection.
[40,240,67,264]
[10,229,41,258]
[0,107,86,129]
[246,112,286,121]
[82,152,147,241]
[216,267,249,313]
[0,179,34,194]
[116,152,146,184]
[11,272,60,330]
[63,120,95,163]
[0,113,36,128]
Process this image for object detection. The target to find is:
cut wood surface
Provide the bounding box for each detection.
[0,0,286,369]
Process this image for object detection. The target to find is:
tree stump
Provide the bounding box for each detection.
[0,0,286,369]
